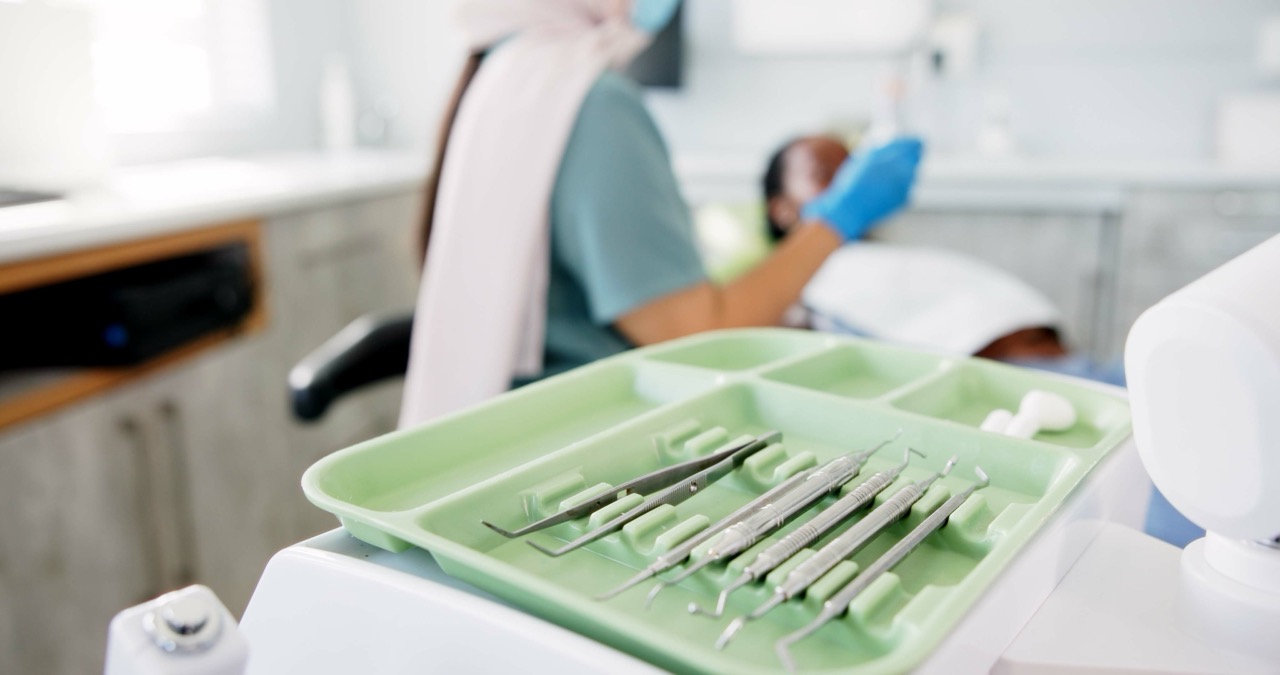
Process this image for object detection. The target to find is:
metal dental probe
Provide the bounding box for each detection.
[715,455,957,649]
[594,466,817,601]
[688,447,925,619]
[775,466,991,672]
[632,432,904,606]
[529,432,781,557]
[482,432,775,538]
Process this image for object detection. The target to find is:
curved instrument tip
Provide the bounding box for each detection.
[526,540,567,557]
[480,520,520,538]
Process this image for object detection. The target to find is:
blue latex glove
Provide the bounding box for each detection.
[802,137,924,242]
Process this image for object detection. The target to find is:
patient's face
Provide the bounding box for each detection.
[770,136,849,233]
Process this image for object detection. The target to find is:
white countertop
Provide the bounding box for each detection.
[0,151,428,265]
[677,153,1280,188]
[3,149,1277,266]
[676,153,1280,211]
[922,156,1280,189]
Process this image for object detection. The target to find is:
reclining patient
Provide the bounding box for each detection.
[764,135,1120,383]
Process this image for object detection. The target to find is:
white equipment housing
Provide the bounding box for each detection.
[1126,233,1280,664]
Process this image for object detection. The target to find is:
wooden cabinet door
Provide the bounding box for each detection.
[0,394,160,675]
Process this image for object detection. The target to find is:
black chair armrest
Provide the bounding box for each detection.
[288,311,413,422]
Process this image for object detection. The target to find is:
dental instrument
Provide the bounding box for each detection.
[529,432,782,557]
[595,467,817,600]
[601,431,902,601]
[688,446,925,618]
[716,456,957,649]
[482,431,780,538]
[775,466,991,672]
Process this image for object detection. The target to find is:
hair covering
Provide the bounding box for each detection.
[802,243,1063,355]
[400,0,651,428]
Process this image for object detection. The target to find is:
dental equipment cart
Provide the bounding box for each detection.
[109,235,1280,675]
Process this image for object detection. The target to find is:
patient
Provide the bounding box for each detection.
[763,135,1068,362]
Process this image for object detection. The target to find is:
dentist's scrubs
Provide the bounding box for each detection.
[401,0,921,425]
[534,70,705,380]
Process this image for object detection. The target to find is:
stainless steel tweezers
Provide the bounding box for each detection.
[482,430,782,539]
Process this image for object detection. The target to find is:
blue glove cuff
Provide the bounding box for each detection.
[802,199,871,242]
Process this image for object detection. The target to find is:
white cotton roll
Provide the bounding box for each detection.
[980,408,1014,433]
[1005,413,1041,439]
[1019,390,1078,432]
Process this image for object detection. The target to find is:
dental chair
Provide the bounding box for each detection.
[287,311,414,421]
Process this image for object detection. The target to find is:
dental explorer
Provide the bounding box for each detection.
[774,466,990,672]
[688,447,925,619]
[594,467,816,600]
[637,435,901,609]
[482,431,778,538]
[599,431,901,601]
[715,455,957,649]
[529,432,781,557]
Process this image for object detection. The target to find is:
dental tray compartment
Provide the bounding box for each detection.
[303,329,1131,674]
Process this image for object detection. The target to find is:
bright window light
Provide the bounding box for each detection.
[85,0,275,134]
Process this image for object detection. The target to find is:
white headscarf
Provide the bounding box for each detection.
[399,0,651,428]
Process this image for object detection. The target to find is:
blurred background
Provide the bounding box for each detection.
[0,1,1278,673]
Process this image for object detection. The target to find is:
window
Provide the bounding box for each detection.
[85,0,275,134]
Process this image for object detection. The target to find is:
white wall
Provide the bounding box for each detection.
[110,0,1275,166]
[344,0,464,152]
[645,0,1279,163]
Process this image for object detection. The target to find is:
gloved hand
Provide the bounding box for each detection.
[802,137,924,242]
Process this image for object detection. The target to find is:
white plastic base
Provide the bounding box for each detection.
[239,533,663,674]
[998,525,1276,674]
[1179,534,1280,664]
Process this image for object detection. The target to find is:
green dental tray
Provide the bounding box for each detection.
[302,329,1131,674]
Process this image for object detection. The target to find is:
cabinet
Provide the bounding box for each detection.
[1114,189,1280,357]
[0,389,169,673]
[261,195,419,536]
[0,191,422,675]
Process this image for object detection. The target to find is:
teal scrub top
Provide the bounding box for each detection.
[528,70,706,381]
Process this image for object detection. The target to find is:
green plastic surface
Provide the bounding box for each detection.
[303,329,1131,674]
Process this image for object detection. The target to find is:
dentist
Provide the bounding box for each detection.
[400,0,923,427]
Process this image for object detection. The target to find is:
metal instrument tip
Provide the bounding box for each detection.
[775,634,801,672]
[480,520,519,538]
[645,554,714,608]
[856,428,904,461]
[895,446,926,471]
[718,593,782,649]
[643,581,665,609]
[595,567,655,601]
[690,573,749,618]
[526,539,568,557]
[715,617,746,651]
[941,455,959,476]
[772,613,828,672]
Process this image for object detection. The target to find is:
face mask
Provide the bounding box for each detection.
[630,0,680,34]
